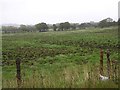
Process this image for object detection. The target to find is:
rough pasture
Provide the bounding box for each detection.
[2,27,119,88]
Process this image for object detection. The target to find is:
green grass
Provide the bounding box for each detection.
[2,26,119,88]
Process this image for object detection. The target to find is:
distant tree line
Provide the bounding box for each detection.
[2,25,37,33]
[2,17,118,33]
[98,18,117,28]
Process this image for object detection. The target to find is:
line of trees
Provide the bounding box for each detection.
[98,18,117,28]
[2,17,118,33]
[2,25,37,33]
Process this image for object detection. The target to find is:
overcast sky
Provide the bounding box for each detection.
[0,0,119,25]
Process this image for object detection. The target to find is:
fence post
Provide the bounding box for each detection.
[106,49,111,79]
[114,61,117,81]
[100,48,103,75]
[16,57,21,88]
[111,60,118,82]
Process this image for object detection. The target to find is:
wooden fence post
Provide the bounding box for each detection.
[111,60,118,82]
[100,48,103,75]
[114,61,117,81]
[111,60,114,80]
[16,57,21,88]
[106,49,111,79]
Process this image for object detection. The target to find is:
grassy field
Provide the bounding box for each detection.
[2,27,119,88]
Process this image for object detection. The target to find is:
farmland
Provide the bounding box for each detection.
[2,26,119,88]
